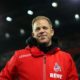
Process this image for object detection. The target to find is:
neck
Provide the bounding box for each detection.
[38,41,54,53]
[45,40,52,47]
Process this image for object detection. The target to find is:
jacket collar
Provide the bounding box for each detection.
[26,46,60,57]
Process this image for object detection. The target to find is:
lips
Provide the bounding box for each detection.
[38,35,47,40]
[38,35,46,37]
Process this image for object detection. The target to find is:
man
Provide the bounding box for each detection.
[0,16,79,80]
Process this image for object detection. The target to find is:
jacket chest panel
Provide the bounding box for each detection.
[17,57,43,80]
[17,54,67,80]
[45,55,63,80]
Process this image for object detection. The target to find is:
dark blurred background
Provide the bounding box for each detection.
[0,0,80,78]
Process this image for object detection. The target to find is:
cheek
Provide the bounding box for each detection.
[48,32,53,38]
[49,30,54,36]
[33,33,38,38]
[48,31,52,35]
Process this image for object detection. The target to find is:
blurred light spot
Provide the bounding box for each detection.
[27,10,33,15]
[52,2,58,8]
[6,16,12,22]
[75,14,80,20]
[54,19,60,27]
[20,28,25,35]
[5,33,10,39]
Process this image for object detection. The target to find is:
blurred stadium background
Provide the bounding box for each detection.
[0,0,80,78]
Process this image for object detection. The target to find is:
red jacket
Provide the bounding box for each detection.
[0,46,79,80]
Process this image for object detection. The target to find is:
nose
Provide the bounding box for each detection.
[39,28,44,34]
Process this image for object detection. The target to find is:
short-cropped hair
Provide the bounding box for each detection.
[32,16,53,27]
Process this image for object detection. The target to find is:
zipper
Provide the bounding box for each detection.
[43,55,46,80]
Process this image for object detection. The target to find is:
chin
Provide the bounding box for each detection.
[38,40,49,44]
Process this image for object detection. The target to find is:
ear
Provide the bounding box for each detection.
[32,32,35,38]
[51,29,54,36]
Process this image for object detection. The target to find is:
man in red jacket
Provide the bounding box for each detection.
[0,16,79,80]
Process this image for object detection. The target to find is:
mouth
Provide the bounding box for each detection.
[36,34,49,43]
[38,35,47,40]
[38,35,46,37]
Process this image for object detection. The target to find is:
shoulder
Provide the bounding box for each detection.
[13,46,31,58]
[6,46,32,66]
[55,48,75,66]
[57,48,73,60]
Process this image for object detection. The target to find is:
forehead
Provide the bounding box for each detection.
[33,19,51,27]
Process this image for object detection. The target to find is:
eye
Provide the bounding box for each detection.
[35,27,40,31]
[43,26,48,30]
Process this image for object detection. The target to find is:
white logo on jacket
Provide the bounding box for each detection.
[50,73,62,79]
[50,62,62,79]
[54,62,61,72]
[19,54,31,58]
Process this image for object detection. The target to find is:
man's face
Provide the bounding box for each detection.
[32,19,54,46]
